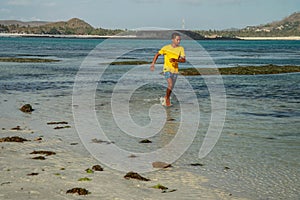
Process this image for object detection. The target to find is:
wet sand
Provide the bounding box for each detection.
[0,94,247,200]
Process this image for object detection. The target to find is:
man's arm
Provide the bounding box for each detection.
[150,52,160,71]
[178,56,186,63]
[169,56,186,63]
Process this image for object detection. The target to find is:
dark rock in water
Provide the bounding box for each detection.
[0,136,29,143]
[92,165,103,171]
[167,118,176,121]
[27,173,39,176]
[139,139,152,143]
[266,137,276,140]
[190,163,204,167]
[20,104,34,113]
[124,171,150,181]
[152,161,172,169]
[31,156,46,160]
[66,187,90,195]
[30,150,56,156]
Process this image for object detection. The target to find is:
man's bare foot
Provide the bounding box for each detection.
[165,97,172,107]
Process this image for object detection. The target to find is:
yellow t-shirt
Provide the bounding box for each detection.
[158,44,185,73]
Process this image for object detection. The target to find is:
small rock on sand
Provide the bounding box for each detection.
[20,104,34,113]
[152,161,172,169]
[139,139,152,143]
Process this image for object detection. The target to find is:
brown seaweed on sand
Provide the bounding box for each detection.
[31,156,46,160]
[53,126,71,130]
[11,126,22,130]
[27,173,39,176]
[66,188,90,195]
[92,165,103,171]
[124,171,150,181]
[0,136,29,143]
[30,150,56,156]
[47,121,68,125]
[20,104,34,113]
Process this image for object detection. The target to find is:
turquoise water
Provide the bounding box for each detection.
[0,37,299,199]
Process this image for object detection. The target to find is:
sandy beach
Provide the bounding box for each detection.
[0,33,136,39]
[237,36,300,40]
[2,33,300,41]
[0,93,245,200]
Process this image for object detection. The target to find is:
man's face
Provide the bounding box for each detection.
[172,36,181,46]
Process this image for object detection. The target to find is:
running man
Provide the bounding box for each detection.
[150,32,186,106]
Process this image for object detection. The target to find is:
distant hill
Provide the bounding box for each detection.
[0,20,51,27]
[0,18,122,36]
[241,12,300,36]
[195,12,300,38]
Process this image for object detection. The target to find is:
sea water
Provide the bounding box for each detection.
[0,37,299,199]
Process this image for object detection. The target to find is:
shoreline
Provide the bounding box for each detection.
[237,36,300,40]
[0,33,136,39]
[1,33,300,40]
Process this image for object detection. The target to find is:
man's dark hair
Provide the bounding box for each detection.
[172,32,181,39]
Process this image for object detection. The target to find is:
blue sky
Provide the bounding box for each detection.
[0,0,299,30]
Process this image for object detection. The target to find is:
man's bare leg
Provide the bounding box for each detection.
[165,78,173,106]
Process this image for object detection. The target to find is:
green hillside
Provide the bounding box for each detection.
[0,18,122,36]
[195,12,300,38]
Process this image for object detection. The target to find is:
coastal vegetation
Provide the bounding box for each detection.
[0,18,122,36]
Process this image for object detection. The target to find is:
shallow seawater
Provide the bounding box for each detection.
[0,37,299,199]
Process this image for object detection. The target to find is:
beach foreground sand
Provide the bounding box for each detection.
[0,93,247,200]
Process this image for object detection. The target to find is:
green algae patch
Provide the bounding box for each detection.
[110,60,151,65]
[78,177,92,181]
[151,184,168,190]
[0,57,60,63]
[179,65,300,75]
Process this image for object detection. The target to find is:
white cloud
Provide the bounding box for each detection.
[43,2,57,7]
[0,8,11,13]
[6,0,32,6]
[130,0,160,3]
[177,0,244,5]
[6,0,56,7]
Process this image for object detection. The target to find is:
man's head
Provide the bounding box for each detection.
[171,32,181,47]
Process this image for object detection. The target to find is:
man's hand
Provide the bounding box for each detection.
[169,58,177,63]
[150,63,155,71]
